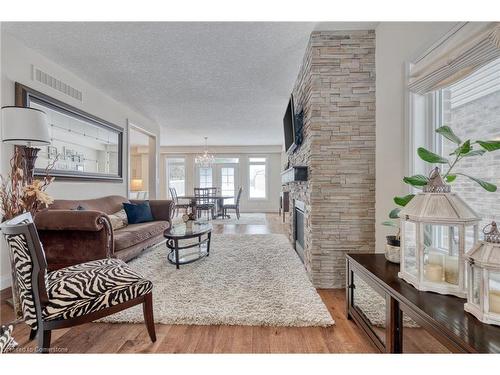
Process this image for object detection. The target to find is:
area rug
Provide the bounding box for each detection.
[211,213,267,225]
[100,234,334,327]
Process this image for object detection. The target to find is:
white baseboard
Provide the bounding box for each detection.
[0,273,11,290]
[240,209,279,213]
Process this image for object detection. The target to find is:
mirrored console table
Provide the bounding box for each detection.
[346,254,500,353]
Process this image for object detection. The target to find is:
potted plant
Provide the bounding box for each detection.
[382,202,404,263]
[383,125,500,263]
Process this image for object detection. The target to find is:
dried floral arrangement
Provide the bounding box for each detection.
[0,147,56,221]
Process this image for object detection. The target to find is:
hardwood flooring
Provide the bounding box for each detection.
[0,213,377,354]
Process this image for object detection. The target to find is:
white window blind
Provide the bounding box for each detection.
[408,22,500,94]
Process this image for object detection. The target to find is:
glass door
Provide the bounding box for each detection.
[218,165,238,204]
[195,166,214,189]
[195,162,239,204]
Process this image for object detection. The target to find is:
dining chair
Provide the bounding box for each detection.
[1,212,156,353]
[169,187,191,217]
[194,187,216,220]
[223,186,243,219]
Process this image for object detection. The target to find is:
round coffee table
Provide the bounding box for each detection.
[164,222,212,269]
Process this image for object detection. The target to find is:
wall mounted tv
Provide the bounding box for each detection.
[283,94,296,153]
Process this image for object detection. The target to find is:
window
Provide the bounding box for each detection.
[167,158,185,197]
[249,157,266,163]
[249,157,267,199]
[214,157,239,164]
[199,167,213,188]
[417,57,500,230]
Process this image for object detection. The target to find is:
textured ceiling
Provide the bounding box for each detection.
[2,22,378,146]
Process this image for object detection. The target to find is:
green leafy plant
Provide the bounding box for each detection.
[407,126,500,192]
[382,194,415,241]
[382,126,500,240]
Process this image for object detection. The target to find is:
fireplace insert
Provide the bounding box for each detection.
[294,200,305,263]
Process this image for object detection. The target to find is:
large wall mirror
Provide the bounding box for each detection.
[16,83,123,181]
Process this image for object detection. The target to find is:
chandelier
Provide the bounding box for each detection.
[195,137,215,167]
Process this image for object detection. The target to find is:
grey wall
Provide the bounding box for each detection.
[0,32,160,288]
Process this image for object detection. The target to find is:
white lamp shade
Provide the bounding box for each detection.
[1,106,50,146]
[130,178,144,191]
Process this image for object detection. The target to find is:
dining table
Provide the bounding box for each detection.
[177,194,234,219]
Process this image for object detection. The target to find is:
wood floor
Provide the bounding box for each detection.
[0,213,377,354]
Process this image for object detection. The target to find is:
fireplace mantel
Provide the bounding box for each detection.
[281,166,308,185]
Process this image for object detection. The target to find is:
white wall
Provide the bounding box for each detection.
[375,22,457,253]
[159,145,282,213]
[0,32,160,289]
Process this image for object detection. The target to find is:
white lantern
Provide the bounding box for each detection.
[398,168,480,298]
[465,222,500,326]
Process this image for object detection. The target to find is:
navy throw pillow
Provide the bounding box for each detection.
[123,201,154,224]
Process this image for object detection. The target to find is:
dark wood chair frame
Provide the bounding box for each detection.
[2,214,156,353]
[194,187,217,220]
[223,186,243,219]
[169,187,191,217]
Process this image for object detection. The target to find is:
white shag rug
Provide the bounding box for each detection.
[212,213,267,225]
[101,234,334,327]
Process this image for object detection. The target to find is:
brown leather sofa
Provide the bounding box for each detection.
[34,195,173,271]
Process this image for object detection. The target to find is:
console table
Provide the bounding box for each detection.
[346,254,500,353]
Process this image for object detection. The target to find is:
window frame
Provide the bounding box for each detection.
[248,155,268,200]
[406,70,448,181]
[406,55,500,248]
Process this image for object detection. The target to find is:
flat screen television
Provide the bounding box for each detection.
[283,94,296,153]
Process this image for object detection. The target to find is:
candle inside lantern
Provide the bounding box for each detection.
[490,291,500,314]
[444,255,459,284]
[425,264,443,282]
[428,251,444,266]
[425,250,444,282]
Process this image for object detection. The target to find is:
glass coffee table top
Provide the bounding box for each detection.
[164,221,213,268]
[164,221,212,239]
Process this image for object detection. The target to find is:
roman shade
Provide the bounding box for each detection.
[408,22,500,94]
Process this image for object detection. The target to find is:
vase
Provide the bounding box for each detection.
[385,244,401,264]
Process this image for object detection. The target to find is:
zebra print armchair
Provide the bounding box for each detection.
[1,213,156,353]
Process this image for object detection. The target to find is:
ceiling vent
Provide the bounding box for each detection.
[32,65,83,102]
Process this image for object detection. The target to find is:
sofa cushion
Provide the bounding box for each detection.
[108,209,128,231]
[123,201,154,224]
[114,221,169,251]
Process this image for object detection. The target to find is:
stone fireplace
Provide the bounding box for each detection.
[283,30,376,288]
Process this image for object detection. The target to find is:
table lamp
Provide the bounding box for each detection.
[130,178,144,191]
[1,106,50,183]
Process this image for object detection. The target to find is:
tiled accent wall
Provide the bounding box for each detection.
[284,30,376,288]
